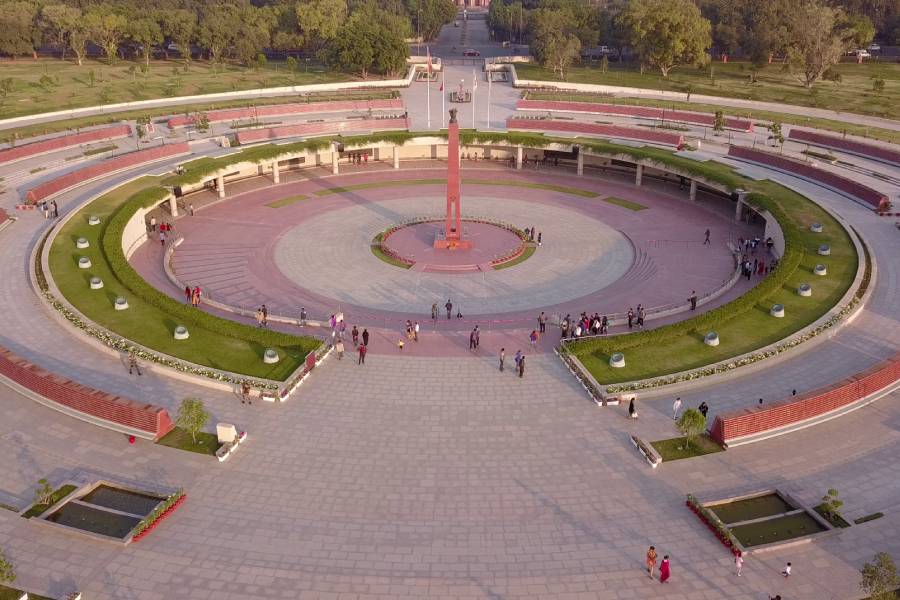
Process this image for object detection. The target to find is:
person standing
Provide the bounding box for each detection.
[628,397,637,419]
[351,325,359,347]
[514,349,522,370]
[255,307,264,327]
[184,285,191,303]
[358,344,366,365]
[689,291,698,310]
[518,354,525,378]
[127,349,142,376]
[698,401,709,419]
[637,307,645,329]
[469,328,477,351]
[646,546,657,578]
[659,555,670,583]
[673,397,682,420]
[51,200,58,218]
[529,330,538,348]
[627,308,634,330]
[261,304,268,328]
[336,339,344,360]
[735,550,743,576]
[189,203,195,216]
[414,321,419,341]
[474,325,480,349]
[782,562,792,577]
[431,303,438,322]
[704,228,711,246]
[499,347,505,372]
[397,338,405,351]
[300,307,307,326]
[538,311,546,334]
[240,381,251,404]
[362,328,369,347]
[159,229,166,246]
[537,231,542,246]
[445,299,453,320]
[149,216,157,232]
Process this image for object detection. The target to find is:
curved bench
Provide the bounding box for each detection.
[167,99,405,128]
[0,124,132,166]
[0,347,175,440]
[727,145,890,212]
[235,117,409,145]
[709,352,900,447]
[26,142,191,204]
[517,99,753,132]
[787,128,900,168]
[506,118,684,148]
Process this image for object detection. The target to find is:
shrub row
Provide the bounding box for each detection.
[100,188,320,355]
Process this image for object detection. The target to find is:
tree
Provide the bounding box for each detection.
[176,398,209,444]
[198,9,233,65]
[860,553,900,600]
[820,488,844,519]
[34,478,53,506]
[0,547,14,585]
[162,9,196,64]
[296,0,347,54]
[676,408,706,448]
[0,78,15,103]
[40,3,80,60]
[232,6,275,67]
[768,121,784,146]
[841,14,876,50]
[86,7,128,64]
[0,1,41,58]
[530,9,583,79]
[785,0,852,87]
[195,112,210,132]
[620,0,712,78]
[69,20,91,66]
[128,17,163,67]
[327,8,408,78]
[411,0,457,41]
[713,110,725,134]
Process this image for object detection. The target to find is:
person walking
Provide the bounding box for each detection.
[300,307,307,326]
[127,349,142,376]
[514,349,522,370]
[255,307,264,327]
[149,216,157,232]
[537,231,542,246]
[469,328,477,351]
[698,401,709,419]
[431,303,438,322]
[362,328,369,347]
[735,550,743,576]
[351,325,359,347]
[689,291,698,310]
[397,338,405,351]
[261,304,268,328]
[240,381,252,404]
[336,339,344,360]
[637,307,645,329]
[704,228,711,246]
[184,285,191,303]
[518,354,525,378]
[51,200,58,218]
[358,344,366,365]
[659,555,670,583]
[159,229,166,246]
[627,308,635,330]
[189,203,195,216]
[782,562,792,577]
[673,397,682,420]
[529,330,538,348]
[628,397,637,419]
[538,311,546,334]
[646,546,657,578]
[445,299,453,320]
[499,347,505,372]
[414,321,419,341]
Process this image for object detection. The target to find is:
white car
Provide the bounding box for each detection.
[868,43,881,52]
[854,49,871,58]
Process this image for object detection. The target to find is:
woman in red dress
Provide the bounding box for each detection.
[659,555,671,583]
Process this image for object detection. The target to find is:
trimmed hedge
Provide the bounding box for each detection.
[100,188,320,355]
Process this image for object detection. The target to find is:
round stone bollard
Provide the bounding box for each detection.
[704,332,720,346]
[814,264,827,276]
[810,222,823,233]
[263,349,280,364]
[798,283,812,297]
[89,277,104,289]
[174,325,190,340]
[818,244,831,256]
[76,237,90,249]
[88,215,101,226]
[609,353,625,368]
[78,256,91,269]
[114,297,129,310]
[770,304,785,318]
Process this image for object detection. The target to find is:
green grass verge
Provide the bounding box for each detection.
[494,244,536,270]
[0,585,54,600]
[814,505,852,528]
[157,427,222,456]
[371,243,413,269]
[854,512,884,525]
[47,177,319,380]
[650,434,723,461]
[265,194,308,208]
[22,484,78,518]
[601,196,647,211]
[802,149,837,162]
[312,178,600,198]
[83,144,119,157]
[29,167,46,174]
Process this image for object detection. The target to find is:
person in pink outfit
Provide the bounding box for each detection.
[659,555,671,583]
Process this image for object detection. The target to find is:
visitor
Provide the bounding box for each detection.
[431,303,438,321]
[469,327,477,350]
[184,285,191,303]
[659,555,670,583]
[698,401,709,419]
[397,337,405,351]
[330,314,337,330]
[782,562,791,577]
[406,320,413,340]
[499,347,505,372]
[537,231,542,246]
[628,397,637,419]
[192,286,202,307]
[445,299,453,320]
[601,315,608,334]
[538,311,546,334]
[414,321,419,341]
[51,200,59,218]
[358,344,366,365]
[646,546,657,578]
[627,308,634,330]
[673,397,682,420]
[704,228,711,246]
[561,315,570,339]
[149,216,157,232]
[457,308,463,319]
[159,229,166,246]
[362,328,369,346]
[514,349,522,369]
[300,307,307,326]
[529,226,535,242]
[689,291,698,311]
[351,325,359,347]
[637,307,645,329]
[735,550,743,576]
[759,398,764,406]
[240,381,251,404]
[529,330,538,348]
[189,203,195,216]
[127,349,142,376]
[518,354,525,378]
[261,304,268,328]
[255,307,264,327]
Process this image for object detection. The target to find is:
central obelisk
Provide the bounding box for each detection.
[434,108,472,249]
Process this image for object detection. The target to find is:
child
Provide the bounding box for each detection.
[397,338,405,351]
[782,562,791,577]
[336,340,344,360]
[735,551,743,576]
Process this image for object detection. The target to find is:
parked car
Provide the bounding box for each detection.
[868,43,881,52]
[854,49,871,58]
[463,49,480,57]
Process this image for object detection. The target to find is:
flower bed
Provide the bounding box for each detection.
[686,494,742,555]
[131,490,186,542]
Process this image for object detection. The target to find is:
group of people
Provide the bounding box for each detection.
[498,347,526,378]
[626,306,647,329]
[560,312,610,339]
[328,316,368,365]
[346,152,368,165]
[522,226,542,246]
[628,396,708,421]
[255,305,268,328]
[183,285,202,307]
[647,545,791,591]
[39,199,59,219]
[147,217,175,246]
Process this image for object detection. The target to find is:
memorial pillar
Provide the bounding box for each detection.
[168,196,178,218]
[689,179,697,201]
[216,175,225,199]
[272,160,280,184]
[635,164,643,186]
[515,145,523,170]
[735,198,743,221]
[393,145,400,169]
[576,150,584,177]
[331,150,339,175]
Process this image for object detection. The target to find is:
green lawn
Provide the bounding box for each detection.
[157,427,221,456]
[22,484,78,518]
[601,196,647,211]
[0,57,355,121]
[47,177,316,380]
[516,60,900,120]
[265,194,309,208]
[650,434,723,461]
[494,244,536,270]
[577,177,857,385]
[525,90,900,146]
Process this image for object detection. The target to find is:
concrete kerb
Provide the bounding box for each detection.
[561,178,871,401]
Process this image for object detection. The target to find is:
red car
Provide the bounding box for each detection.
[463,49,481,57]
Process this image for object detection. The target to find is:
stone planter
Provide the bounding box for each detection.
[88,216,101,226]
[810,222,823,233]
[173,326,189,340]
[114,297,129,311]
[77,256,91,269]
[609,353,625,368]
[770,304,785,318]
[818,244,831,256]
[263,349,280,364]
[798,283,812,297]
[814,264,827,276]
[76,237,90,249]
[89,277,104,289]
[704,332,720,346]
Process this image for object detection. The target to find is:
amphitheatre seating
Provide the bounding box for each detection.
[517,100,753,132]
[728,145,890,212]
[506,118,684,148]
[235,117,409,145]
[787,128,900,167]
[166,99,405,128]
[0,347,175,440]
[0,124,132,165]
[26,142,191,204]
[709,352,900,447]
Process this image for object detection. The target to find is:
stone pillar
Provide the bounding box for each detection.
[393,145,400,169]
[635,164,643,186]
[216,175,225,199]
[576,150,584,177]
[331,151,339,175]
[168,196,179,218]
[272,160,280,184]
[689,179,697,201]
[735,198,743,221]
[515,146,523,170]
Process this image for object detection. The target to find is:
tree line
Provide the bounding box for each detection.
[0,0,457,78]
[490,0,892,85]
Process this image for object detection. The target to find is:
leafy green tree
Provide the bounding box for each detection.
[530,7,592,79]
[176,398,210,444]
[34,478,53,506]
[785,0,852,87]
[286,55,298,74]
[820,488,844,519]
[768,121,784,145]
[68,20,91,66]
[231,5,275,66]
[840,14,876,50]
[0,547,14,585]
[296,0,347,54]
[86,7,128,64]
[195,112,210,132]
[411,0,457,41]
[0,1,42,58]
[40,3,81,61]
[327,9,408,78]
[676,408,707,448]
[860,552,900,600]
[713,110,725,134]
[0,78,15,103]
[620,0,712,78]
[128,17,163,67]
[161,9,196,64]
[198,9,233,65]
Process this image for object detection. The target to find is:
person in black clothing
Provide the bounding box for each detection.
[698,401,709,419]
[445,299,453,319]
[362,328,369,346]
[689,291,698,310]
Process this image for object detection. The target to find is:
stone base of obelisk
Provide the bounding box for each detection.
[433,237,473,250]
